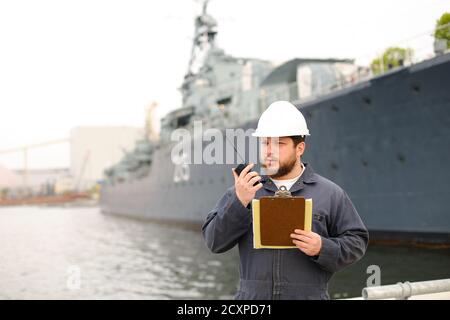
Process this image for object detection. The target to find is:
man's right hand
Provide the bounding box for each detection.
[232,163,263,207]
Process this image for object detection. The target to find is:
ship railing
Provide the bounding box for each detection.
[187,22,449,109]
[260,22,450,108]
[361,279,450,300]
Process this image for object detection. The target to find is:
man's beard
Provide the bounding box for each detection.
[262,154,298,179]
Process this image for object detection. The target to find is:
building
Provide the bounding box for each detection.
[13,167,71,195]
[0,165,21,197]
[70,126,143,190]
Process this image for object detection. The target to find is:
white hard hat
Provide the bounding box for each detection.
[252,100,310,137]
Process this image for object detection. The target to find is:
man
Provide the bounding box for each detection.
[202,100,369,300]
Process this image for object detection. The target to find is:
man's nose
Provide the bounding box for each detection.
[264,143,272,155]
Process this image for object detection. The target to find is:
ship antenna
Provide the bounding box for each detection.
[202,0,209,15]
[185,0,217,77]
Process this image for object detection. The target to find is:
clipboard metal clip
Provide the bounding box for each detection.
[274,185,292,198]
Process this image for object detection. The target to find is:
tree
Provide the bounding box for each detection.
[434,12,450,50]
[370,47,414,75]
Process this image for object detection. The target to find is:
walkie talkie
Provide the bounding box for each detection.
[225,133,259,186]
[234,163,249,177]
[234,163,259,186]
[225,136,258,185]
[218,104,259,186]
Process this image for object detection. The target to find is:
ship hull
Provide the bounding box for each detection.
[100,53,450,245]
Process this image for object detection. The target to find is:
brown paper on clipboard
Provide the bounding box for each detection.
[252,196,312,249]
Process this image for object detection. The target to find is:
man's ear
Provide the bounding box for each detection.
[297,142,305,157]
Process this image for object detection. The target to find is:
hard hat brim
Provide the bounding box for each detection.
[252,131,310,137]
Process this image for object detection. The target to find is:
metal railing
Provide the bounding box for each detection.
[260,22,450,108]
[362,279,450,300]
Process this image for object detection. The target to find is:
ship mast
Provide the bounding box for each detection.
[185,0,218,77]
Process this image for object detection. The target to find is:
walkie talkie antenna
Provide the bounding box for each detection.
[216,104,245,163]
[224,132,245,163]
[216,104,254,179]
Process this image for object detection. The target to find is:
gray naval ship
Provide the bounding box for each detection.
[100,2,450,245]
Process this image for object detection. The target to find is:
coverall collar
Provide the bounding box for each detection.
[260,162,317,193]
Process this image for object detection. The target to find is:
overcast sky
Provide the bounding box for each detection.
[0,0,448,169]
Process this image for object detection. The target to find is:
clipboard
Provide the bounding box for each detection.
[252,186,312,249]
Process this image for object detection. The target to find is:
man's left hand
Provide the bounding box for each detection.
[290,229,322,257]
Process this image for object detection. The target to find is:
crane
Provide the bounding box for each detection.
[0,139,70,190]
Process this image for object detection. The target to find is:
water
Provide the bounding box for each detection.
[0,206,238,299]
[0,206,449,299]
